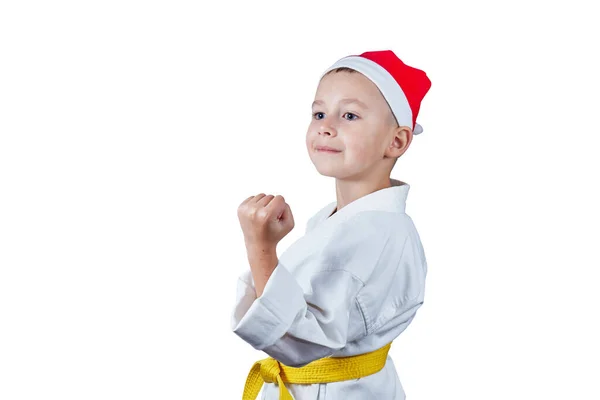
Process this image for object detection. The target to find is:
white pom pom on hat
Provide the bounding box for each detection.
[320,50,431,135]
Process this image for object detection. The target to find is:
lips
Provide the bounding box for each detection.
[315,145,341,153]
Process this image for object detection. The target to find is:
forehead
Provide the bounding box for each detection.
[315,71,385,106]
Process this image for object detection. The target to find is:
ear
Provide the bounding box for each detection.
[385,126,412,159]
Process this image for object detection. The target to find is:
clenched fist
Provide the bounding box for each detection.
[237,194,295,248]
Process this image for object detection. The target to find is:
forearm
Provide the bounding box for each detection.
[245,242,278,297]
[232,267,364,367]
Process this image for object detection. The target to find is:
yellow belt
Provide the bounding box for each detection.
[242,342,392,400]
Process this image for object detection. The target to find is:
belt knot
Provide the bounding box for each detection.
[259,358,282,383]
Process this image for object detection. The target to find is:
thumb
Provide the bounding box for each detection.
[277,201,290,220]
[273,196,287,220]
[283,202,293,224]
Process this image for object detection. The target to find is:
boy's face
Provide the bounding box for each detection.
[306,71,407,179]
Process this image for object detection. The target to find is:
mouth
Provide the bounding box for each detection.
[315,146,342,153]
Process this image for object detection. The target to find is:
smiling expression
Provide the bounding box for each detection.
[306,70,402,179]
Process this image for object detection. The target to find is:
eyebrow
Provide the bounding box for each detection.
[312,98,369,110]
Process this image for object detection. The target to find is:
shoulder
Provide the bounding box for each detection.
[318,211,413,283]
[328,210,413,243]
[305,201,336,233]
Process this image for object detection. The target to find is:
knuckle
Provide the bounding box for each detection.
[256,208,269,220]
[247,206,258,217]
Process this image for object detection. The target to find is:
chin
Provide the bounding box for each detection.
[317,171,339,178]
[312,163,343,178]
[309,152,346,177]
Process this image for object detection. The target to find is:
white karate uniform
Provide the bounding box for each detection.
[231,179,427,400]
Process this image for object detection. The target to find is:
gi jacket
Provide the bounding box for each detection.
[231,179,427,399]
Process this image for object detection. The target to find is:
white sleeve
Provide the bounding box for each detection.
[230,215,388,367]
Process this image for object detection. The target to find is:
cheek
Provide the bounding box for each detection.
[305,129,315,147]
[346,136,377,162]
[306,130,321,156]
[306,120,318,136]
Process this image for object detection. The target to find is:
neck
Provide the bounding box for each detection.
[333,173,392,214]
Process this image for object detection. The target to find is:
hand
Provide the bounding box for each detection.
[237,194,295,249]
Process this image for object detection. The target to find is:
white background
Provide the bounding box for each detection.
[1,1,599,399]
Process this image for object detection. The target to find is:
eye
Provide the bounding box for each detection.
[344,112,358,121]
[313,112,325,120]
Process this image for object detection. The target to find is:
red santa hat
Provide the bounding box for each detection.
[320,50,431,135]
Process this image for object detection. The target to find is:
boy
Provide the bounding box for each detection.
[232,50,431,399]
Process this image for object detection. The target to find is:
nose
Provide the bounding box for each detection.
[318,118,337,137]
